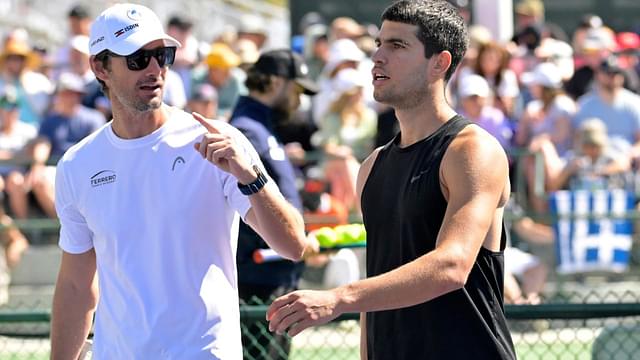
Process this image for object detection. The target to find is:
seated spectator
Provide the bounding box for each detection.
[192,42,246,118]
[574,56,640,155]
[312,68,377,212]
[0,33,53,126]
[6,73,105,219]
[517,62,575,156]
[456,74,514,152]
[504,246,547,304]
[460,41,520,119]
[516,62,576,211]
[312,38,366,124]
[544,118,631,192]
[186,83,218,120]
[0,86,37,169]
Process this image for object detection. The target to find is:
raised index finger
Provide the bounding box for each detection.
[192,111,220,134]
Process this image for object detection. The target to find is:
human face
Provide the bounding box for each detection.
[101,40,169,112]
[596,69,624,93]
[208,67,231,88]
[479,48,501,77]
[372,21,430,109]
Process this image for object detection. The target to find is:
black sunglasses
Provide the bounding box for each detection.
[99,46,176,71]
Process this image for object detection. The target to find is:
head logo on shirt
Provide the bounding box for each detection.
[172,156,185,171]
[91,170,117,187]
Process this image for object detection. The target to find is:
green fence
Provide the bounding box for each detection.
[1,290,640,359]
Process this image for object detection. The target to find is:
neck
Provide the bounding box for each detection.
[248,91,275,108]
[110,102,170,139]
[393,85,457,147]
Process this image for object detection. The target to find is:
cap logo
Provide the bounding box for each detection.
[127,8,142,21]
[90,36,104,47]
[114,23,139,38]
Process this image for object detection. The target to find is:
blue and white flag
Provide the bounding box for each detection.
[549,190,634,274]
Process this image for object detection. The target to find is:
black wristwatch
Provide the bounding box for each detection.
[237,165,269,195]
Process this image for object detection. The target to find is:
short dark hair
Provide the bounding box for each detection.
[93,51,112,97]
[68,4,89,19]
[381,0,468,81]
[168,15,193,31]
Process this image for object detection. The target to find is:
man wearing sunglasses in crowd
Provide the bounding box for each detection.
[49,4,309,359]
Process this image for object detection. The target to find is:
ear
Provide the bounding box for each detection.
[90,55,109,84]
[430,51,452,79]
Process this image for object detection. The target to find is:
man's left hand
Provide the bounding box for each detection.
[192,112,257,184]
[266,289,342,336]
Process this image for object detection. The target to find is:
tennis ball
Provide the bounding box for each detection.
[335,224,366,245]
[314,227,338,248]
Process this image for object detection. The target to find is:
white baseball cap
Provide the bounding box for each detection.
[89,3,181,56]
[521,62,562,89]
[458,74,491,98]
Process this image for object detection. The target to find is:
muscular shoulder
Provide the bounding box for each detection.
[441,124,509,200]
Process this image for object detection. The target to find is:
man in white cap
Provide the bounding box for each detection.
[49,4,309,359]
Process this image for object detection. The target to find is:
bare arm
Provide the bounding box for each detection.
[192,112,307,261]
[266,127,510,336]
[359,313,367,360]
[244,182,307,261]
[50,250,98,360]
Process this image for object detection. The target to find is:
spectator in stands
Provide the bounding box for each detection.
[545,118,631,191]
[7,73,104,220]
[186,83,218,120]
[614,32,640,93]
[574,56,640,156]
[0,35,53,125]
[517,62,576,211]
[0,86,37,170]
[463,41,520,119]
[65,35,109,118]
[7,73,105,218]
[194,42,246,118]
[517,62,575,156]
[38,72,105,159]
[233,39,260,72]
[52,4,92,80]
[0,86,52,220]
[229,49,319,360]
[167,14,199,96]
[571,14,604,59]
[237,14,268,50]
[504,246,547,304]
[329,17,365,43]
[312,68,377,212]
[312,38,366,124]
[565,27,616,100]
[302,24,329,81]
[456,74,513,152]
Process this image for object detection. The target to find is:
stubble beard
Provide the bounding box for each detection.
[114,88,163,113]
[374,83,426,110]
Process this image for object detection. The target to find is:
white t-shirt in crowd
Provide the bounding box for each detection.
[55,107,263,359]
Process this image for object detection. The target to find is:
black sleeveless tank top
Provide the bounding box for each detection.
[361,115,516,360]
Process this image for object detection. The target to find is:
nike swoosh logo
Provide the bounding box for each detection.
[410,169,428,183]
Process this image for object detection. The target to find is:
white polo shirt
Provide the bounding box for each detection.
[55,108,259,359]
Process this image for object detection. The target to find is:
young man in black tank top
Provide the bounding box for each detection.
[267,1,516,359]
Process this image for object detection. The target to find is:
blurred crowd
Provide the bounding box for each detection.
[0,0,639,306]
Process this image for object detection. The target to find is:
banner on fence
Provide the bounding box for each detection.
[549,190,634,273]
